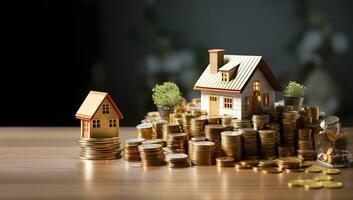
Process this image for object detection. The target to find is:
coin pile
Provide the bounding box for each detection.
[258,130,276,159]
[252,114,270,130]
[205,124,231,157]
[138,144,165,166]
[208,115,222,124]
[163,123,182,141]
[238,128,258,159]
[136,123,154,139]
[275,157,302,169]
[182,113,196,138]
[78,137,122,160]
[124,138,145,161]
[297,128,316,160]
[266,123,281,145]
[190,117,207,137]
[232,119,252,129]
[188,136,206,158]
[167,133,188,153]
[191,141,215,165]
[278,145,295,157]
[152,120,166,139]
[282,111,298,145]
[165,153,190,168]
[216,157,235,167]
[222,115,234,127]
[221,131,242,161]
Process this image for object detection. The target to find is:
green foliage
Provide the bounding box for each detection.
[152,82,182,107]
[284,81,305,97]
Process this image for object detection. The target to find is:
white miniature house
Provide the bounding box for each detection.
[193,49,282,119]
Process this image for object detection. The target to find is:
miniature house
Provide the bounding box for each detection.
[75,91,123,138]
[193,49,282,119]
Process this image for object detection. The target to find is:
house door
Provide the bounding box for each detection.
[209,96,219,115]
[82,121,90,138]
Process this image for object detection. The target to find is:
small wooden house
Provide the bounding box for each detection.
[75,91,124,138]
[193,49,282,119]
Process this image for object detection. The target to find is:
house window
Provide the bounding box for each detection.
[103,104,109,114]
[210,96,217,101]
[109,119,117,127]
[263,93,270,106]
[252,81,260,94]
[93,120,100,128]
[221,72,228,82]
[224,98,233,109]
[245,96,252,110]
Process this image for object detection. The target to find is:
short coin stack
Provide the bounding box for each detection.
[136,123,154,139]
[182,113,196,138]
[165,153,190,168]
[205,124,230,157]
[191,141,215,165]
[258,130,276,159]
[167,133,188,153]
[216,157,235,167]
[232,119,252,129]
[152,120,166,139]
[163,123,182,141]
[252,114,270,130]
[138,144,165,166]
[297,128,316,160]
[188,136,206,158]
[221,131,242,161]
[124,138,145,161]
[78,137,122,160]
[238,128,258,159]
[282,111,298,146]
[190,117,207,137]
[275,157,302,170]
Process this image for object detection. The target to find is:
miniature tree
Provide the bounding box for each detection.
[152,82,182,120]
[284,81,305,97]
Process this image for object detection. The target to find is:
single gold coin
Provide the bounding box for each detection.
[305,165,322,173]
[304,181,323,189]
[322,168,341,175]
[287,179,302,187]
[314,175,333,181]
[301,161,312,168]
[322,181,343,189]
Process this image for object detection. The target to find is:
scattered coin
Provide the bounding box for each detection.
[322,168,341,175]
[314,175,333,181]
[322,181,343,189]
[305,165,322,173]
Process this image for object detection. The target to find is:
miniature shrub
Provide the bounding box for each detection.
[284,81,305,97]
[152,82,182,107]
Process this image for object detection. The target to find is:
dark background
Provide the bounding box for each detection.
[3,0,353,127]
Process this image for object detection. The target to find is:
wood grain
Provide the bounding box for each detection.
[0,127,352,200]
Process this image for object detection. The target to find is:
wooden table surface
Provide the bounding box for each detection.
[0,127,352,200]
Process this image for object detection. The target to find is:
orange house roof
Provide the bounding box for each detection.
[75,91,124,120]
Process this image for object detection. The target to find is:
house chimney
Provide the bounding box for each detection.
[208,49,225,73]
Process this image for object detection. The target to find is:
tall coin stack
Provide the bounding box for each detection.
[167,133,188,153]
[297,128,316,160]
[221,131,242,161]
[124,138,145,161]
[78,137,122,160]
[191,141,215,166]
[138,144,165,166]
[222,115,234,127]
[232,119,252,129]
[162,123,182,141]
[152,120,166,139]
[282,111,298,146]
[136,123,154,139]
[238,128,258,159]
[205,124,230,157]
[252,114,270,130]
[258,130,276,159]
[182,113,196,138]
[208,115,222,124]
[188,136,206,158]
[190,117,207,137]
[165,153,190,168]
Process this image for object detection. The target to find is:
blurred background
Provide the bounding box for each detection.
[6,0,353,126]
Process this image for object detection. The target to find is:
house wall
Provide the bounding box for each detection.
[90,98,120,138]
[201,91,242,118]
[241,69,275,119]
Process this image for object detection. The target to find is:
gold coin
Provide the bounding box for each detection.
[305,165,322,173]
[322,168,341,175]
[263,168,283,174]
[287,179,302,187]
[314,175,333,181]
[322,181,343,188]
[301,161,312,168]
[304,182,323,189]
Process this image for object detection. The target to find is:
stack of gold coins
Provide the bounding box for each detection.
[275,157,302,169]
[278,145,295,157]
[162,123,182,141]
[167,133,188,153]
[266,123,281,145]
[232,119,252,129]
[205,124,231,157]
[138,144,165,166]
[222,115,234,127]
[190,117,207,137]
[141,139,164,146]
[124,138,145,161]
[252,114,270,130]
[309,106,320,123]
[216,157,235,167]
[136,123,154,139]
[208,115,222,124]
[165,153,190,168]
[268,111,281,123]
[221,131,242,161]
[182,113,196,138]
[78,137,122,160]
[238,128,258,159]
[188,136,206,158]
[297,128,316,160]
[152,120,166,139]
[191,141,215,166]
[258,130,276,159]
[282,111,298,145]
